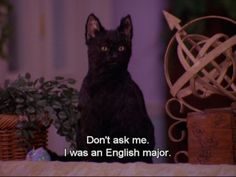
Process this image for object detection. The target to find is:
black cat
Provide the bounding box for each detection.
[49,14,155,163]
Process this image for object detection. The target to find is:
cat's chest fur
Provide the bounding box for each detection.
[79,72,134,117]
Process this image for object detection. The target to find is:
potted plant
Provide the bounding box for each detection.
[0,73,80,160]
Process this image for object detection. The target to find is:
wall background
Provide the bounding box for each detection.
[3,0,168,163]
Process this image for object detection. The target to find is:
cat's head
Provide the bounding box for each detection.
[85,14,133,72]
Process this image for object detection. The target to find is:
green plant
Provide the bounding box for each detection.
[0,73,80,149]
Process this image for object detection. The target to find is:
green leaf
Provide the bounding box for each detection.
[26,106,36,114]
[63,120,70,129]
[62,130,69,136]
[26,96,34,102]
[58,84,68,89]
[58,111,67,120]
[42,119,51,127]
[15,97,24,103]
[37,99,47,106]
[16,104,24,109]
[67,78,76,85]
[52,101,62,109]
[44,81,53,88]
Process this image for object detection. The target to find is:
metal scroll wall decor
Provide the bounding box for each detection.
[163,11,236,162]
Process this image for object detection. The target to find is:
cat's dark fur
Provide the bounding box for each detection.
[48,14,155,163]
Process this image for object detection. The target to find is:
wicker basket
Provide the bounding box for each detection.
[0,114,49,160]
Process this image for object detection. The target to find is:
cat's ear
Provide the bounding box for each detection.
[118,15,133,41]
[85,14,104,42]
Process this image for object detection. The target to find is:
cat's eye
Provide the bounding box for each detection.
[101,46,108,52]
[118,46,125,52]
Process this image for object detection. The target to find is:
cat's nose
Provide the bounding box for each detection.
[111,53,118,59]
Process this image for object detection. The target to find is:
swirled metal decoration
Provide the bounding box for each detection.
[163,11,236,163]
